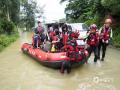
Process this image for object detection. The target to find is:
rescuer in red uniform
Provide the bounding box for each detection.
[98,18,113,61]
[86,24,99,62]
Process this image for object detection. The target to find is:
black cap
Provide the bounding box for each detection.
[38,21,41,24]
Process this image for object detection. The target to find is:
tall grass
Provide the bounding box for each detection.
[0,33,19,52]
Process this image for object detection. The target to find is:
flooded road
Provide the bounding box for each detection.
[0,32,120,90]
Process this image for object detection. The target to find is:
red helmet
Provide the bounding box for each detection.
[105,19,112,24]
[90,24,97,29]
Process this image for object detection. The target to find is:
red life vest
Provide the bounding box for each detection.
[52,36,58,41]
[70,32,79,39]
[74,32,80,38]
[87,33,99,46]
[70,33,75,38]
[63,45,74,51]
[49,31,55,40]
[101,27,111,41]
[62,32,69,45]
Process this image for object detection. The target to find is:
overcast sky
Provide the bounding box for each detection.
[36,0,67,22]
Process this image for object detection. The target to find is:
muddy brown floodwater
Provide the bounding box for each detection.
[0,31,120,90]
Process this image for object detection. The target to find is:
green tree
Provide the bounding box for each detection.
[20,0,43,31]
[0,0,20,34]
[61,0,120,24]
[0,0,20,24]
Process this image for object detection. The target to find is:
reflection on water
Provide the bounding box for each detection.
[19,31,32,45]
[0,32,120,90]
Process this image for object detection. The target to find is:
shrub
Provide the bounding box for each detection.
[112,27,120,47]
[0,45,4,52]
[0,18,15,35]
[0,33,19,52]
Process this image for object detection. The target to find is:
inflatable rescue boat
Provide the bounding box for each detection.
[21,39,89,73]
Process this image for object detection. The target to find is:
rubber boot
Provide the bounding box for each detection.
[94,57,97,62]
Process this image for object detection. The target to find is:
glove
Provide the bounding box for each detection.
[105,40,109,44]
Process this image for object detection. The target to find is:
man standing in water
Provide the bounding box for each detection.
[98,18,113,61]
[86,24,99,62]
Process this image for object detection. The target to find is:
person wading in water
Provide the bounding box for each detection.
[98,18,113,61]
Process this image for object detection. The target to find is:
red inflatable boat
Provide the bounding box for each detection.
[21,40,89,73]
